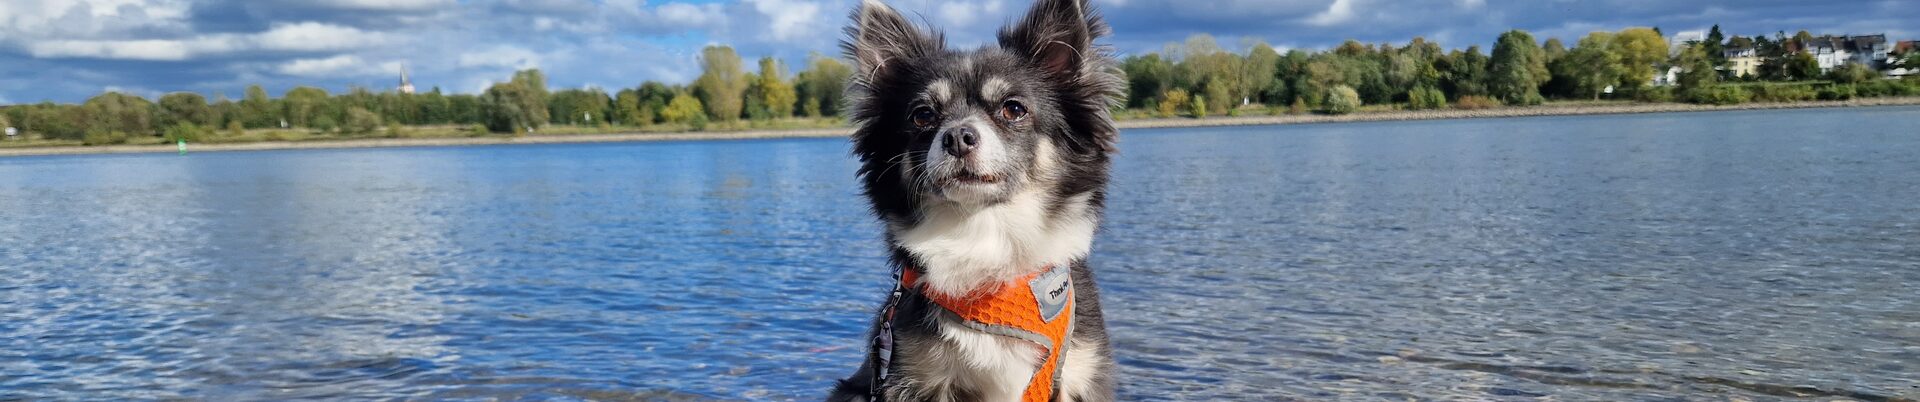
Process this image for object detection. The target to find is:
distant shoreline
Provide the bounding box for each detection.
[4,97,1918,158]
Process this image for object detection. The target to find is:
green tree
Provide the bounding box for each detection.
[1675,45,1719,97]
[1704,24,1727,67]
[614,89,650,126]
[1559,32,1624,100]
[157,92,212,128]
[1323,85,1361,114]
[1441,46,1491,99]
[693,46,749,122]
[753,57,798,119]
[662,92,707,128]
[794,54,852,117]
[480,80,547,133]
[1122,54,1177,109]
[1786,52,1821,81]
[635,82,674,124]
[80,92,155,137]
[1609,27,1670,89]
[282,86,331,127]
[344,107,382,134]
[1489,29,1549,105]
[1241,43,1281,104]
[240,84,279,128]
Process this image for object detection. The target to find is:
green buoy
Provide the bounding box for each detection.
[178,139,187,155]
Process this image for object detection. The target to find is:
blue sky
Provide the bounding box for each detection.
[0,0,1913,104]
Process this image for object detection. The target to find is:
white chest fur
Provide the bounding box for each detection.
[895,189,1096,299]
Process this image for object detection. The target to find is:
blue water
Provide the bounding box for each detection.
[3,106,1919,401]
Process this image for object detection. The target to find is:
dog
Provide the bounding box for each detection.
[826,0,1125,400]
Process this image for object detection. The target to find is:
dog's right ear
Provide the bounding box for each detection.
[842,0,936,86]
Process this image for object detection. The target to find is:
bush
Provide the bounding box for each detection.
[1189,95,1207,118]
[467,124,491,136]
[163,123,208,142]
[386,121,407,138]
[1289,97,1307,115]
[1686,86,1750,105]
[1158,88,1189,118]
[82,130,128,146]
[1632,86,1674,103]
[312,116,338,133]
[1322,85,1361,115]
[344,107,382,135]
[1408,86,1447,110]
[1818,85,1856,101]
[1454,95,1502,110]
[1751,84,1818,102]
[225,121,245,139]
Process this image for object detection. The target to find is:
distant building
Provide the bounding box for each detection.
[1651,66,1683,87]
[398,65,416,95]
[1723,47,1761,78]
[1802,34,1891,72]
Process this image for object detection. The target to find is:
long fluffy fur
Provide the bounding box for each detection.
[831,0,1125,400]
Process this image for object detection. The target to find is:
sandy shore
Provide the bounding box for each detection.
[4,97,1918,158]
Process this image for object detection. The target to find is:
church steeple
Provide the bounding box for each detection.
[398,64,416,94]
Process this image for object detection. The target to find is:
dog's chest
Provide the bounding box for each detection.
[931,319,1044,400]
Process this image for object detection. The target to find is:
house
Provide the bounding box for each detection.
[1723,46,1761,78]
[1802,34,1891,72]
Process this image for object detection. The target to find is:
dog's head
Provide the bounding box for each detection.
[842,0,1124,222]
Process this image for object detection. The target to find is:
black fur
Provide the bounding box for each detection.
[830,0,1125,400]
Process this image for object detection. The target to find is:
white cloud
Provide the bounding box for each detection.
[1306,0,1356,27]
[255,22,390,52]
[307,0,454,11]
[278,55,401,77]
[744,0,824,43]
[458,46,542,70]
[1456,0,1484,9]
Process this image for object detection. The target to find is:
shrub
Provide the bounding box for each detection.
[82,130,128,146]
[467,124,491,136]
[1818,85,1856,101]
[1686,86,1750,105]
[1633,86,1674,103]
[1289,97,1307,115]
[1158,88,1189,118]
[386,121,407,138]
[1189,95,1207,118]
[1322,86,1361,115]
[225,121,245,139]
[163,123,207,142]
[312,116,338,133]
[344,107,382,135]
[1751,84,1818,102]
[1454,95,1502,110]
[1407,86,1447,110]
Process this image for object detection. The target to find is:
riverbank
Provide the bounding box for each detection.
[4,97,1918,157]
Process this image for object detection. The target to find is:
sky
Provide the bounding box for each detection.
[0,0,1913,104]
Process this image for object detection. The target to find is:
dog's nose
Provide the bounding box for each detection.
[943,127,979,158]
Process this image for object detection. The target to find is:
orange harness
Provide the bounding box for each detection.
[872,265,1076,401]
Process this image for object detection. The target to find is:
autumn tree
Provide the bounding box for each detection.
[1489,30,1549,105]
[694,46,748,122]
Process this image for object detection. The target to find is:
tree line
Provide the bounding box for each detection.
[0,46,853,144]
[5,29,1919,144]
[1122,26,1919,116]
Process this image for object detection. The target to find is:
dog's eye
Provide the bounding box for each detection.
[999,100,1029,122]
[911,107,938,128]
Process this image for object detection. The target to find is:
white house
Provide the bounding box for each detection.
[1805,34,1892,72]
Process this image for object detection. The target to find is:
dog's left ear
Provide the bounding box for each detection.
[999,0,1097,78]
[1000,0,1125,154]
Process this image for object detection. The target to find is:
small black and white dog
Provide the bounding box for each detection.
[828,0,1125,400]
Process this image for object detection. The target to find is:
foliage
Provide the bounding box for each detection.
[1686,85,1749,105]
[157,92,212,128]
[1826,63,1875,85]
[1818,85,1856,101]
[82,130,128,146]
[226,121,245,138]
[662,92,707,129]
[1407,85,1447,110]
[163,123,208,142]
[794,54,852,118]
[1488,30,1548,105]
[751,57,798,119]
[1158,88,1190,118]
[694,46,749,122]
[1454,95,1502,110]
[1556,32,1624,99]
[1323,85,1361,114]
[1608,28,1669,89]
[1785,52,1821,81]
[344,107,383,134]
[1189,95,1207,118]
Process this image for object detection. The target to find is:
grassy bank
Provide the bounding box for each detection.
[4,98,1918,157]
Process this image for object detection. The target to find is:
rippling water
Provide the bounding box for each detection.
[3,106,1919,401]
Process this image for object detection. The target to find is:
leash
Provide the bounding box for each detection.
[868,265,1075,401]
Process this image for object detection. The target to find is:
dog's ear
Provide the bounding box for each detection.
[843,0,936,86]
[999,0,1099,78]
[1001,0,1125,154]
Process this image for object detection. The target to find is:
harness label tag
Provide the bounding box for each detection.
[1029,265,1071,323]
